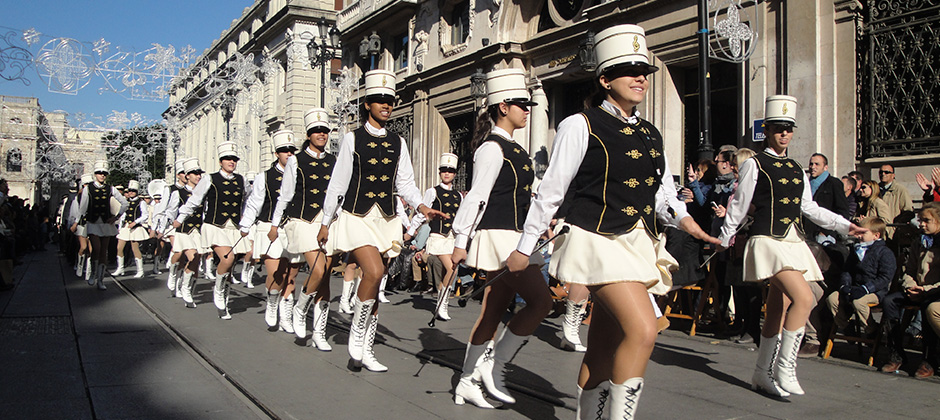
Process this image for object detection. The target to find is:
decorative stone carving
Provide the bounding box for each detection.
[439,0,475,57]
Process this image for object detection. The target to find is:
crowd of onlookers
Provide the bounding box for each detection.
[679,148,940,379]
[0,178,59,290]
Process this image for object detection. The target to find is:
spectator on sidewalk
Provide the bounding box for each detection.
[826,217,895,336]
[857,180,892,224]
[914,167,940,203]
[878,164,915,233]
[880,202,940,377]
[842,176,857,218]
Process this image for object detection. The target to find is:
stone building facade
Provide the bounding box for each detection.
[332,0,935,197]
[167,0,343,179]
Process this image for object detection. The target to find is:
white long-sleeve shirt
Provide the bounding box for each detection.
[718,148,851,247]
[164,185,193,229]
[515,103,690,255]
[176,169,250,224]
[151,183,183,232]
[270,148,331,227]
[241,165,285,232]
[68,198,80,227]
[452,126,523,250]
[78,181,128,224]
[407,183,456,235]
[320,121,425,227]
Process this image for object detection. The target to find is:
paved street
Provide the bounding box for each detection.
[1,248,937,419]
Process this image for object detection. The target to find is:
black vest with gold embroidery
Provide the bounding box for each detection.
[204,172,244,227]
[178,188,203,234]
[565,108,666,237]
[286,149,336,222]
[430,185,461,235]
[124,197,142,224]
[750,152,805,238]
[258,165,284,223]
[476,134,534,231]
[87,183,112,223]
[343,126,400,217]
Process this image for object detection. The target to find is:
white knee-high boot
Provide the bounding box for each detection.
[339,280,354,314]
[774,327,806,395]
[360,315,387,372]
[454,342,496,408]
[134,258,144,278]
[293,291,315,338]
[180,271,196,308]
[608,378,644,420]
[279,294,294,334]
[311,299,332,351]
[265,289,279,327]
[348,295,376,363]
[479,329,527,404]
[111,257,125,276]
[751,333,789,397]
[562,299,588,352]
[577,382,611,420]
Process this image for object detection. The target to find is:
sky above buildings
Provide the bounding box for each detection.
[0,0,254,126]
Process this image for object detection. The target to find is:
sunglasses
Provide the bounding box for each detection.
[879,170,893,174]
[308,127,331,134]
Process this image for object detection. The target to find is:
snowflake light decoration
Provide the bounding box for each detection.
[21,28,40,46]
[35,38,95,95]
[93,38,110,56]
[708,0,757,62]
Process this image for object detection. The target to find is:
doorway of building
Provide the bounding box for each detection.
[446,112,474,192]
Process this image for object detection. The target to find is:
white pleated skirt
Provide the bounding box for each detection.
[467,229,544,272]
[331,207,403,258]
[202,222,252,254]
[284,213,335,256]
[252,221,302,263]
[425,233,455,256]
[86,221,118,237]
[172,229,207,254]
[549,221,678,296]
[743,227,823,282]
[117,226,150,242]
[75,225,87,238]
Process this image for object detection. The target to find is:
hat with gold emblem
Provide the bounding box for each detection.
[183,157,203,175]
[272,130,297,152]
[93,160,109,174]
[364,69,396,100]
[485,69,537,107]
[217,141,240,161]
[304,107,331,132]
[594,24,659,76]
[439,153,458,171]
[80,173,94,185]
[127,180,140,192]
[764,95,797,127]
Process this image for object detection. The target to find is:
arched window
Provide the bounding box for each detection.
[6,148,22,172]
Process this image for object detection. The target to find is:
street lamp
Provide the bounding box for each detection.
[308,17,341,107]
[358,31,382,70]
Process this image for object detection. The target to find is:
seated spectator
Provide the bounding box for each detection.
[915,167,940,203]
[826,217,895,335]
[879,164,915,229]
[842,176,858,218]
[880,202,940,377]
[857,180,891,224]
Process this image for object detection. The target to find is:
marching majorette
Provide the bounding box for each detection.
[169,158,208,308]
[407,152,462,321]
[146,180,166,275]
[448,68,550,409]
[238,170,259,288]
[77,160,129,290]
[506,24,720,419]
[175,142,251,319]
[718,95,865,398]
[240,130,301,333]
[318,69,448,371]
[113,180,150,278]
[156,159,189,295]
[270,108,338,348]
[69,173,95,281]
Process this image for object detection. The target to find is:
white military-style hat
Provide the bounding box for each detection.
[174,158,187,174]
[272,130,297,152]
[182,157,203,174]
[217,141,239,160]
[439,153,458,171]
[594,24,659,76]
[245,171,257,183]
[127,180,140,191]
[364,69,396,100]
[764,95,798,127]
[93,160,109,174]
[485,69,537,107]
[80,173,94,185]
[304,107,331,132]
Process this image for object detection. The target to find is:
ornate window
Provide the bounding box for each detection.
[439,0,474,57]
[6,148,22,172]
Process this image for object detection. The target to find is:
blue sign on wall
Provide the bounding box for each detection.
[753,119,765,142]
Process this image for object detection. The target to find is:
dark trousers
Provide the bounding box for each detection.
[882,291,940,364]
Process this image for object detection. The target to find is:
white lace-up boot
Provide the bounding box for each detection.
[240,262,253,286]
[265,289,279,327]
[577,382,611,420]
[437,292,452,321]
[562,299,588,352]
[774,327,806,395]
[479,329,527,404]
[167,263,177,293]
[339,280,354,314]
[134,258,144,278]
[311,300,332,351]
[84,257,93,284]
[348,295,376,363]
[608,378,644,420]
[279,294,294,333]
[75,255,85,277]
[180,271,196,308]
[360,315,387,372]
[751,333,789,397]
[293,291,315,338]
[454,342,497,408]
[377,275,390,303]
